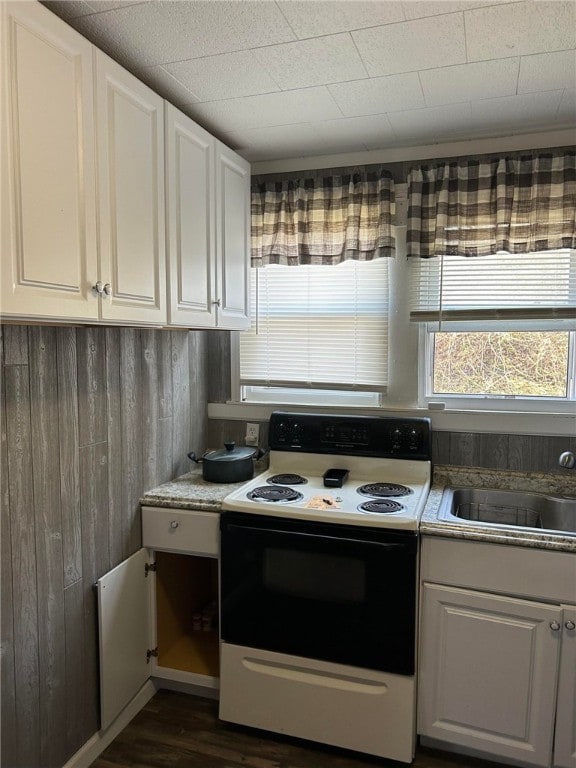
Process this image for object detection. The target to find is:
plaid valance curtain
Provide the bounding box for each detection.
[251,171,395,266]
[407,152,576,258]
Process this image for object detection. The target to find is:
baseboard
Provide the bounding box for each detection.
[154,676,219,700]
[62,680,157,768]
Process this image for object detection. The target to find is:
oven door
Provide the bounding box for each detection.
[220,512,417,675]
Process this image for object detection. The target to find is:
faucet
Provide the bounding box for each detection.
[559,451,576,469]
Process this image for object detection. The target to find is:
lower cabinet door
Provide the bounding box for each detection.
[554,606,576,768]
[97,548,152,730]
[418,583,561,767]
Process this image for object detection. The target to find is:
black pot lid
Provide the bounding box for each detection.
[205,441,256,462]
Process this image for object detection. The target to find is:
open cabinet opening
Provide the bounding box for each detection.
[155,551,219,677]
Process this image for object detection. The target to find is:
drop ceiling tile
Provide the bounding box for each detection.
[276,1,405,39]
[89,1,146,11]
[253,34,368,91]
[556,89,576,123]
[470,91,563,131]
[352,13,466,77]
[387,102,473,140]
[71,1,296,69]
[188,87,343,133]
[134,65,200,107]
[43,0,98,20]
[466,1,576,62]
[403,1,487,20]
[224,124,330,161]
[420,58,519,107]
[518,50,576,94]
[164,51,279,102]
[311,114,398,151]
[329,73,424,117]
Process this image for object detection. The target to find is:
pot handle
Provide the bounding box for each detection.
[187,451,201,463]
[254,447,268,461]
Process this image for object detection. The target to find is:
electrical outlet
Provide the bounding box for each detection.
[245,422,260,446]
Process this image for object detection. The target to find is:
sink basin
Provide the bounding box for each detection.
[438,488,576,534]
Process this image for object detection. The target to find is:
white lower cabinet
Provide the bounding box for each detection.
[97,507,219,731]
[419,537,576,768]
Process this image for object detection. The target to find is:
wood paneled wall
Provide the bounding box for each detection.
[0,324,208,768]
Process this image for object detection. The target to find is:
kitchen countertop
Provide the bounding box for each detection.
[140,468,245,511]
[421,464,576,553]
[141,464,576,553]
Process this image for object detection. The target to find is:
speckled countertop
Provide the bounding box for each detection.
[140,468,245,511]
[141,464,576,553]
[422,464,576,553]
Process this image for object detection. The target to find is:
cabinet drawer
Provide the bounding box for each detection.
[142,506,219,556]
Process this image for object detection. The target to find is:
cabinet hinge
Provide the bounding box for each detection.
[146,647,158,663]
[145,562,156,577]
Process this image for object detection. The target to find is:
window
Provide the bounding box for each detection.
[410,248,576,407]
[240,259,389,406]
[230,154,576,420]
[242,170,395,406]
[429,330,574,400]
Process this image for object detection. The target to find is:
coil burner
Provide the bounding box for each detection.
[247,485,304,503]
[358,499,404,514]
[357,483,413,498]
[267,474,308,486]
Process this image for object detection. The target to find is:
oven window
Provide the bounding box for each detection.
[263,548,365,604]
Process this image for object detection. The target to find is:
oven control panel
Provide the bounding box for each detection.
[269,412,431,460]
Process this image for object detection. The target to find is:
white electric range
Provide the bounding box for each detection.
[219,411,432,765]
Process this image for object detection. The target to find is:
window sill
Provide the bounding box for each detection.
[207,401,575,437]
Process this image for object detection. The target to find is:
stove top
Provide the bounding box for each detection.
[222,412,432,530]
[222,452,431,529]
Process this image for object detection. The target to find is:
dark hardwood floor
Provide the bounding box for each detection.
[91,690,504,768]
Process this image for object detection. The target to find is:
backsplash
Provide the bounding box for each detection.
[208,418,574,477]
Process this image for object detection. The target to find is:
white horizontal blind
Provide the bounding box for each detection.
[240,259,389,390]
[409,249,576,326]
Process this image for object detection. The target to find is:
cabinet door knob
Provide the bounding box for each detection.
[93,281,104,295]
[103,283,112,297]
[170,520,179,529]
[550,621,561,631]
[566,621,576,631]
[212,298,221,307]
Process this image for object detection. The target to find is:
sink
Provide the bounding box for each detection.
[438,488,576,534]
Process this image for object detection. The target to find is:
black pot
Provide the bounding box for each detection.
[187,441,265,484]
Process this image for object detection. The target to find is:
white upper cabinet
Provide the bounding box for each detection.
[165,108,250,330]
[215,142,251,331]
[165,104,217,327]
[0,0,99,321]
[1,2,249,328]
[95,52,167,325]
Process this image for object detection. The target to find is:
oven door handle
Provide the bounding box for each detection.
[225,523,411,550]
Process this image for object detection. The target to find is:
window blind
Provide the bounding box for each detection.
[409,250,576,328]
[240,259,389,391]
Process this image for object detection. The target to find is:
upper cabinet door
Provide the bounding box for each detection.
[0,1,99,321]
[95,52,167,325]
[215,142,250,331]
[165,104,217,327]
